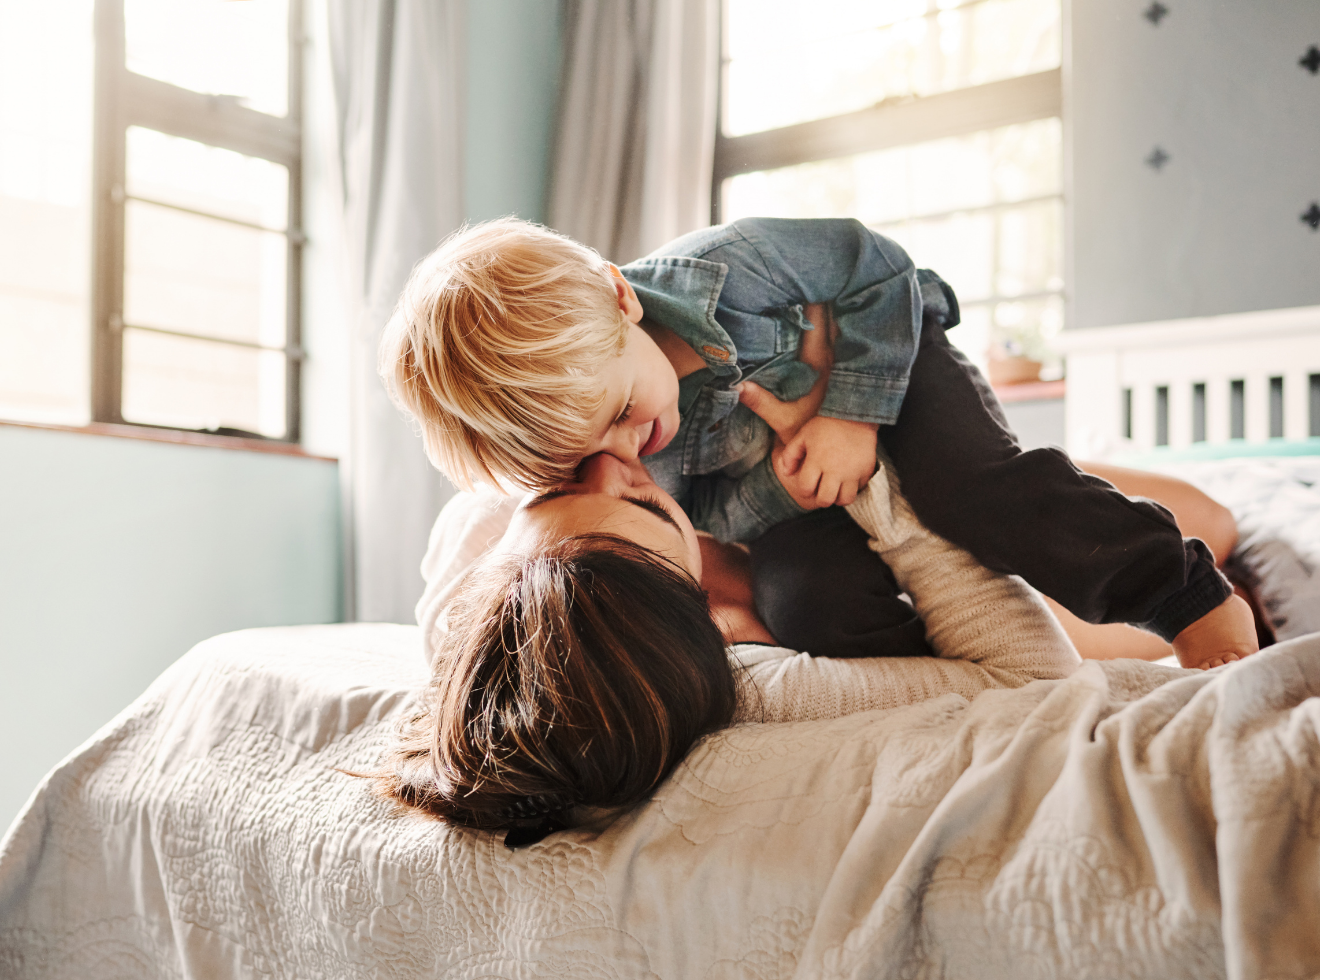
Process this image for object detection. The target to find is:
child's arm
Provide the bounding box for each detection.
[737,302,879,508]
[699,218,922,428]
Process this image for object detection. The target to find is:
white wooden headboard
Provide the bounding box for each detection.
[1055,305,1320,460]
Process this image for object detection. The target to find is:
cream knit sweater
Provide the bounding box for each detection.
[415,464,1081,725]
[732,462,1080,722]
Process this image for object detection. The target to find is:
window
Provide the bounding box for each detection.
[0,0,303,441]
[716,0,1063,379]
[0,2,96,425]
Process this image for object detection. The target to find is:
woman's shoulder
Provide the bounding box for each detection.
[417,487,526,665]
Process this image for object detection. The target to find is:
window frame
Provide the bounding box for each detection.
[90,0,305,442]
[712,0,1065,343]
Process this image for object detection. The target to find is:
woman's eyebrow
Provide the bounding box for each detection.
[525,488,574,510]
[622,495,682,534]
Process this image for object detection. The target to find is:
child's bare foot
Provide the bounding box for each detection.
[1172,594,1259,670]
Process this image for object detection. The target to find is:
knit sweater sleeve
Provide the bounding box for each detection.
[733,462,1080,723]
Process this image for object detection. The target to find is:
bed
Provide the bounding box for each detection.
[2,455,1319,979]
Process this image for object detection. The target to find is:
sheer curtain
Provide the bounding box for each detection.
[326,0,463,623]
[322,0,717,623]
[549,0,720,263]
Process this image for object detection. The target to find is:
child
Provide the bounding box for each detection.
[380,217,1256,670]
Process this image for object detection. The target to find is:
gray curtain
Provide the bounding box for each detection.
[327,0,462,623]
[549,0,720,263]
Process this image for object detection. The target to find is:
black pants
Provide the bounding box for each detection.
[748,317,1229,659]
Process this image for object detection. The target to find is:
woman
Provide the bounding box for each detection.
[377,451,1081,842]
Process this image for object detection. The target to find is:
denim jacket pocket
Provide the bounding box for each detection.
[717,308,779,360]
[685,385,760,474]
[740,354,818,405]
[772,304,811,354]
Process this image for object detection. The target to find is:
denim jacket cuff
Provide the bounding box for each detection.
[736,457,808,542]
[819,372,909,426]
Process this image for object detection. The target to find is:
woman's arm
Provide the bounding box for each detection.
[846,462,1079,677]
[734,465,1080,723]
[416,488,527,666]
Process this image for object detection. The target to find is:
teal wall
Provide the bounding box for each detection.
[464,0,562,224]
[0,425,341,833]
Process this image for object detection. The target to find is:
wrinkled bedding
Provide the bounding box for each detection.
[2,623,1319,980]
[1155,457,1320,641]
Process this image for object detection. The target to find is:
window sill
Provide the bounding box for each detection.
[992,379,1065,404]
[0,419,337,462]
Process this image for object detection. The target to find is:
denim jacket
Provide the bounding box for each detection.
[621,218,958,543]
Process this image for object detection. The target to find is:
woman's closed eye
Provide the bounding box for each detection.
[614,400,635,426]
[622,494,681,533]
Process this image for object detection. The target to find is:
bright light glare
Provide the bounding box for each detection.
[128,127,288,230]
[0,0,95,423]
[724,0,1060,136]
[125,0,289,116]
[721,119,1064,376]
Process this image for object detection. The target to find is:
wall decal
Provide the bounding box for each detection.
[1144,2,1169,26]
[1303,203,1320,231]
[1301,45,1320,75]
[1145,147,1170,171]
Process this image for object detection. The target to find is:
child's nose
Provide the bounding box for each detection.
[603,425,642,461]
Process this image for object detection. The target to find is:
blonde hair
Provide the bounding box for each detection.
[380,218,631,490]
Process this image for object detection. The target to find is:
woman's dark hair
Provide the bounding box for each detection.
[372,534,736,830]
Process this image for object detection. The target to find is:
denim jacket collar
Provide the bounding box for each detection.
[622,257,741,377]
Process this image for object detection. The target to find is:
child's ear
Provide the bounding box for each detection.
[609,264,644,324]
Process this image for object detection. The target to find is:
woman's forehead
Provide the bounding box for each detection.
[505,491,681,553]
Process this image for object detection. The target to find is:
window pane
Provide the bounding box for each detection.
[995,198,1063,298]
[0,286,88,424]
[0,0,94,424]
[725,0,1060,136]
[124,0,289,117]
[127,128,288,229]
[122,328,286,437]
[993,293,1063,378]
[722,119,1060,306]
[722,116,1064,381]
[947,302,992,378]
[722,119,1060,226]
[877,212,995,302]
[124,200,287,347]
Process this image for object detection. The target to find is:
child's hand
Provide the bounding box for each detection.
[775,415,879,507]
[1171,593,1259,670]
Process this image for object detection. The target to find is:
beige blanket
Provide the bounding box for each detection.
[2,623,1317,979]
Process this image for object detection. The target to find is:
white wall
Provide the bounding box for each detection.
[1002,397,1066,449]
[1069,0,1320,330]
[0,425,340,832]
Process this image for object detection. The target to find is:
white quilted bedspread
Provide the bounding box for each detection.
[2,624,1319,980]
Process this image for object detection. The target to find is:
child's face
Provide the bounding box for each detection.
[584,278,681,463]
